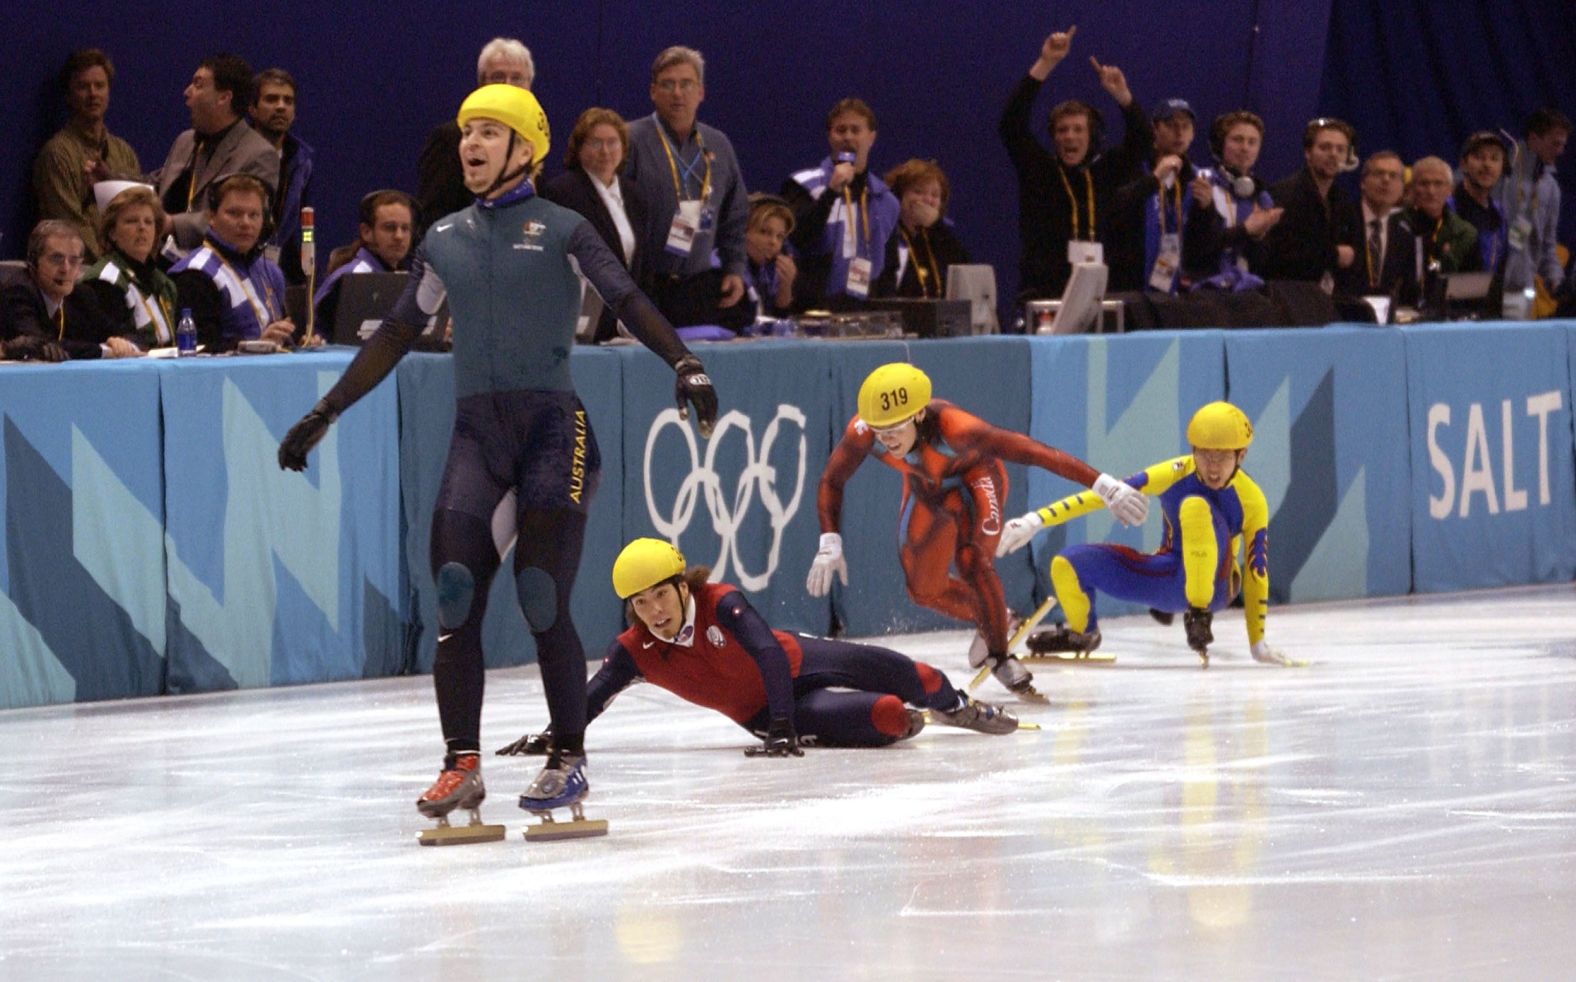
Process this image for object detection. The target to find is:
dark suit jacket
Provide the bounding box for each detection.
[1334,205,1420,304]
[151,119,280,249]
[541,169,651,342]
[1261,167,1356,283]
[416,120,471,234]
[1,279,120,359]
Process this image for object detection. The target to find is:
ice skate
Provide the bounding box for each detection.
[1184,607,1214,668]
[415,753,506,846]
[967,602,1057,693]
[930,696,1023,734]
[519,752,608,842]
[1024,625,1115,665]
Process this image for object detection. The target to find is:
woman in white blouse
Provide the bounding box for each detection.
[542,108,653,343]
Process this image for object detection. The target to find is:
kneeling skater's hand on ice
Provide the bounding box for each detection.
[1251,640,1294,667]
[496,731,553,756]
[745,717,803,757]
[1093,473,1149,527]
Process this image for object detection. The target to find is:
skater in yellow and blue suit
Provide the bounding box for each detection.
[995,401,1292,665]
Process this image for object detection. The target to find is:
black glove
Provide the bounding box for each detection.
[5,335,68,363]
[277,399,338,472]
[744,717,803,757]
[1183,606,1214,651]
[495,730,553,756]
[672,354,717,439]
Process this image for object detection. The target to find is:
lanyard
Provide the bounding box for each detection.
[1364,211,1384,288]
[1058,167,1096,240]
[841,185,871,257]
[1155,179,1183,236]
[135,286,175,344]
[217,251,279,328]
[898,226,941,297]
[656,121,711,202]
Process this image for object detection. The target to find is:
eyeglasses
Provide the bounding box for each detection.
[654,78,698,94]
[40,252,84,268]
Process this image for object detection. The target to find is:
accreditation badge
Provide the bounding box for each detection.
[1149,233,1182,292]
[845,257,872,298]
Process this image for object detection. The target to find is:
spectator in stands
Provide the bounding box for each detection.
[1,220,137,360]
[998,25,1152,301]
[1114,98,1215,294]
[1406,156,1479,276]
[1454,132,1509,279]
[625,46,750,328]
[1334,151,1417,302]
[1185,111,1282,290]
[249,68,315,285]
[170,174,306,352]
[79,182,180,349]
[151,54,279,252]
[32,49,141,261]
[1503,108,1570,310]
[873,159,970,299]
[1261,118,1359,288]
[542,108,651,343]
[313,189,415,325]
[417,38,534,234]
[743,194,798,318]
[782,98,899,309]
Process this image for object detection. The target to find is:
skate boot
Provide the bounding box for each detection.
[519,752,608,842]
[966,611,1022,669]
[984,652,1046,702]
[931,695,1021,735]
[415,753,506,846]
[1184,607,1214,668]
[1027,624,1102,654]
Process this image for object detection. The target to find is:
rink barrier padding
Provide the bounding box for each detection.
[1402,323,1576,592]
[4,323,1575,709]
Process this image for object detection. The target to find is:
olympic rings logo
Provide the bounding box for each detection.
[643,404,808,591]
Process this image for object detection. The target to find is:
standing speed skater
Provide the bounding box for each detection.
[997,401,1295,667]
[499,538,1021,759]
[276,85,717,844]
[807,362,1148,697]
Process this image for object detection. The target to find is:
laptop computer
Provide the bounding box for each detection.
[330,271,449,344]
[944,264,999,334]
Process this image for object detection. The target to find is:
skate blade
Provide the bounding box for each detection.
[524,818,609,842]
[417,823,507,846]
[1021,652,1116,666]
[1006,596,1058,652]
[1017,720,1042,730]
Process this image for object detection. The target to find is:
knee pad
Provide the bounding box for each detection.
[914,661,944,695]
[870,695,910,737]
[515,566,559,633]
[1050,554,1091,632]
[435,562,476,630]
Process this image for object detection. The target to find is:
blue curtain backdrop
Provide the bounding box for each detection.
[1319,0,1576,244]
[5,1,1569,311]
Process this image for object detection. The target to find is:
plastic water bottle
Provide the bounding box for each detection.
[176,308,196,357]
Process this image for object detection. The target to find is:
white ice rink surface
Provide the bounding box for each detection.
[4,585,1575,981]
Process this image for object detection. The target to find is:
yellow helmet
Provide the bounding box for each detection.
[857,363,932,428]
[457,84,551,169]
[1187,401,1254,450]
[612,538,686,599]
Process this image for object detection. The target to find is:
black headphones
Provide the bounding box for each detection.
[1303,117,1360,171]
[1048,99,1106,164]
[358,188,418,227]
[206,173,276,242]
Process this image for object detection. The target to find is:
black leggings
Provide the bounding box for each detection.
[746,637,962,748]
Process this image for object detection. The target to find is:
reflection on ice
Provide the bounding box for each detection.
[1,584,1574,980]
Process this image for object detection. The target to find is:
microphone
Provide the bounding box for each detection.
[299,206,315,275]
[300,207,316,341]
[834,150,856,166]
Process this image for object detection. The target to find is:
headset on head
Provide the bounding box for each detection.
[206,172,276,242]
[1208,111,1265,199]
[1303,117,1360,172]
[1048,99,1106,164]
[358,188,417,227]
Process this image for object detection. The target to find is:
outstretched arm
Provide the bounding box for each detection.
[569,222,717,435]
[495,642,642,755]
[997,456,1186,556]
